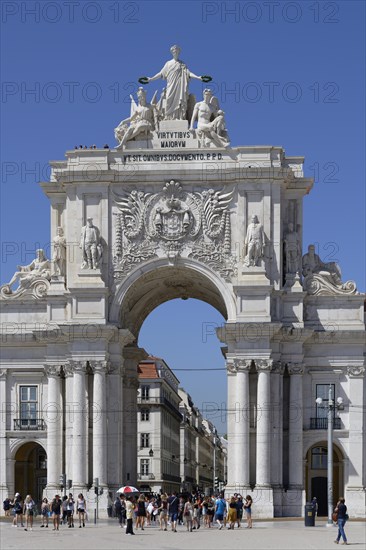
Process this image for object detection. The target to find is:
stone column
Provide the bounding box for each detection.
[271,362,285,488]
[255,359,272,486]
[288,363,304,488]
[90,360,108,487]
[122,347,146,485]
[0,369,8,502]
[70,360,88,489]
[44,365,62,490]
[345,366,365,516]
[63,363,74,485]
[227,358,251,490]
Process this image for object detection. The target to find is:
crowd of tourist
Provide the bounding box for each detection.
[113,491,253,535]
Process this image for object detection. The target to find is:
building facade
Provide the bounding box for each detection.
[0,51,365,518]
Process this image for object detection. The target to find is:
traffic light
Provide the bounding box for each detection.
[59,473,66,487]
[214,476,219,489]
[67,479,72,490]
[94,477,99,495]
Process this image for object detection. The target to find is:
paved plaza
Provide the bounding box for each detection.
[1,518,365,550]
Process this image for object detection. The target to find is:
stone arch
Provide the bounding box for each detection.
[304,440,344,515]
[12,441,47,504]
[109,257,236,338]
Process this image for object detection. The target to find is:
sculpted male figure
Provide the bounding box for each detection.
[52,226,67,277]
[144,45,208,120]
[284,222,301,274]
[190,89,230,147]
[302,244,342,285]
[244,215,265,267]
[115,87,156,150]
[4,249,51,291]
[80,218,102,269]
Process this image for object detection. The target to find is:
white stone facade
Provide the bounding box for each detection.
[0,78,365,517]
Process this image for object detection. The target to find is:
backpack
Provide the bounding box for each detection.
[114,498,122,512]
[14,501,22,512]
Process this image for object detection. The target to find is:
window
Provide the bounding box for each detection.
[141,433,150,448]
[140,459,149,476]
[20,386,37,428]
[141,409,150,421]
[311,446,327,469]
[141,386,150,400]
[316,384,335,418]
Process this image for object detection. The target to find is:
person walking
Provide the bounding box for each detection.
[227,496,237,529]
[66,494,75,527]
[244,495,253,528]
[167,491,179,532]
[3,497,11,517]
[159,495,168,531]
[215,494,226,530]
[125,496,135,535]
[183,497,194,532]
[76,493,86,528]
[23,494,36,531]
[236,495,243,528]
[40,498,49,528]
[334,497,349,545]
[51,495,62,531]
[135,494,146,530]
[12,493,24,528]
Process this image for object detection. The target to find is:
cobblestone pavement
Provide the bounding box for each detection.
[1,518,365,550]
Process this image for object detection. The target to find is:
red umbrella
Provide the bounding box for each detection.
[116,486,139,494]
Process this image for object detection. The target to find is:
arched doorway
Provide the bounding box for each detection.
[305,443,343,516]
[14,442,47,505]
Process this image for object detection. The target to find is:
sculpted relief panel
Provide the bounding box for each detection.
[112,180,236,281]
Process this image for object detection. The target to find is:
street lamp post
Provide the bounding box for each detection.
[315,384,344,525]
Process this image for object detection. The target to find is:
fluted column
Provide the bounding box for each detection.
[271,361,285,487]
[70,360,88,488]
[90,360,108,486]
[227,359,250,489]
[44,365,62,488]
[256,359,272,486]
[288,362,304,488]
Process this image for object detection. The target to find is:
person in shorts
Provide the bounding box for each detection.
[159,495,168,531]
[77,493,86,527]
[51,495,62,531]
[12,493,24,528]
[168,492,179,532]
[23,494,36,531]
[40,498,49,527]
[215,494,226,529]
[66,494,75,527]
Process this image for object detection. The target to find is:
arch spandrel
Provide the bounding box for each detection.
[109,257,236,337]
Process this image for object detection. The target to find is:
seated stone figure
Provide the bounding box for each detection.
[1,249,51,296]
[302,244,357,295]
[190,89,230,148]
[115,87,156,150]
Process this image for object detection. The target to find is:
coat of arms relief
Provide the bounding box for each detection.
[113,180,236,281]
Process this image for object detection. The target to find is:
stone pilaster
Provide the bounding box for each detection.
[44,364,62,490]
[345,365,365,517]
[0,369,9,502]
[271,361,285,512]
[122,347,147,485]
[90,360,108,486]
[69,360,88,489]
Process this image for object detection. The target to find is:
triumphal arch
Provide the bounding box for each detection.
[1,46,365,517]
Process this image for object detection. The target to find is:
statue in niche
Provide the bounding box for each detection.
[115,87,157,150]
[141,45,211,120]
[190,89,230,148]
[284,222,301,274]
[302,244,342,284]
[52,226,66,277]
[80,218,103,270]
[244,215,265,267]
[2,249,51,293]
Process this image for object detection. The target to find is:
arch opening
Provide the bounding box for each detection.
[14,442,47,505]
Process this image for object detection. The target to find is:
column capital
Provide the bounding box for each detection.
[109,362,122,374]
[68,359,88,373]
[44,364,62,378]
[0,369,7,379]
[271,361,285,375]
[89,360,109,373]
[226,358,252,373]
[255,359,273,372]
[287,362,305,375]
[347,365,365,378]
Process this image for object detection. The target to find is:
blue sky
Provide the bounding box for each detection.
[1,1,365,433]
